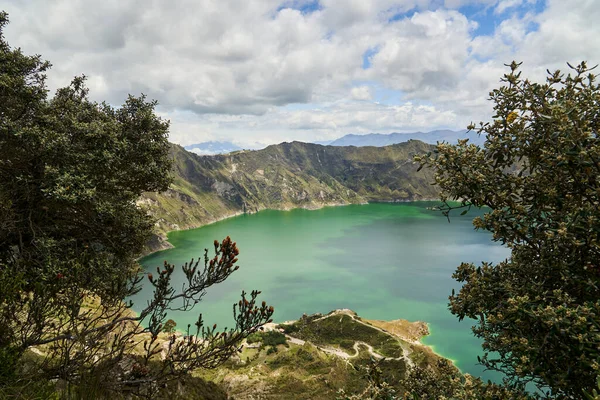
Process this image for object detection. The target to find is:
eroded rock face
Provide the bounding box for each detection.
[211,181,236,198]
[164,189,199,205]
[136,197,158,207]
[297,190,308,201]
[144,233,173,254]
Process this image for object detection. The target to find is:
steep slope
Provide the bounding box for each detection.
[140,140,438,253]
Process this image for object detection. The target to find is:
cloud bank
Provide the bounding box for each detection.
[3,0,599,146]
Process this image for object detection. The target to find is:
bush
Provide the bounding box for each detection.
[247,331,287,347]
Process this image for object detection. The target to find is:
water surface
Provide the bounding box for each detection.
[133,202,509,381]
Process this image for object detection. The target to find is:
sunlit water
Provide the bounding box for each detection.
[132,202,509,381]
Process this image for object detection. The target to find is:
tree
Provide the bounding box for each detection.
[163,319,177,334]
[402,359,530,400]
[338,359,530,400]
[416,61,600,397]
[0,12,273,397]
[337,359,399,400]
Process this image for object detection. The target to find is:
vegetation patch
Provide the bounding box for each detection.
[281,313,404,358]
[197,340,407,400]
[246,330,288,347]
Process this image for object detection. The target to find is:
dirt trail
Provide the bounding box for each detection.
[285,309,416,368]
[285,335,352,359]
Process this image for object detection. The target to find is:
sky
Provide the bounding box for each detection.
[3,0,599,148]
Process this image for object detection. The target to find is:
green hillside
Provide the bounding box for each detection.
[141,140,438,253]
[194,309,443,400]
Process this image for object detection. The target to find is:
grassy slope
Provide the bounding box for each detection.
[11,310,445,399]
[141,140,438,253]
[195,310,449,400]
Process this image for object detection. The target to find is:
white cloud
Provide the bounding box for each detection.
[1,0,598,146]
[494,0,523,15]
[518,0,600,67]
[365,10,477,94]
[280,101,458,131]
[351,86,373,100]
[163,100,462,147]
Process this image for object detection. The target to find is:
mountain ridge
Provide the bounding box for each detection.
[141,140,439,254]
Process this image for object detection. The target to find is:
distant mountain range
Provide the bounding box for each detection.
[183,130,483,156]
[327,130,486,147]
[184,141,243,155]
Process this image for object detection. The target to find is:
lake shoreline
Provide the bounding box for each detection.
[142,197,441,258]
[133,201,504,381]
[138,199,458,372]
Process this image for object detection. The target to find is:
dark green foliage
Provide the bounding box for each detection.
[163,319,177,334]
[0,372,230,400]
[418,61,600,397]
[247,330,287,357]
[295,347,315,362]
[584,377,600,400]
[0,10,169,381]
[337,359,399,400]
[339,339,355,351]
[341,358,530,400]
[0,12,274,397]
[280,322,300,334]
[245,332,261,343]
[402,359,530,400]
[0,347,20,382]
[147,374,229,400]
[247,330,287,347]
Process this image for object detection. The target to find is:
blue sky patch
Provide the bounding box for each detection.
[459,3,499,36]
[371,85,404,106]
[277,0,321,15]
[362,47,379,69]
[387,8,417,23]
[460,0,546,37]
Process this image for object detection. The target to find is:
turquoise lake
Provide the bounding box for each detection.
[133,202,509,381]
